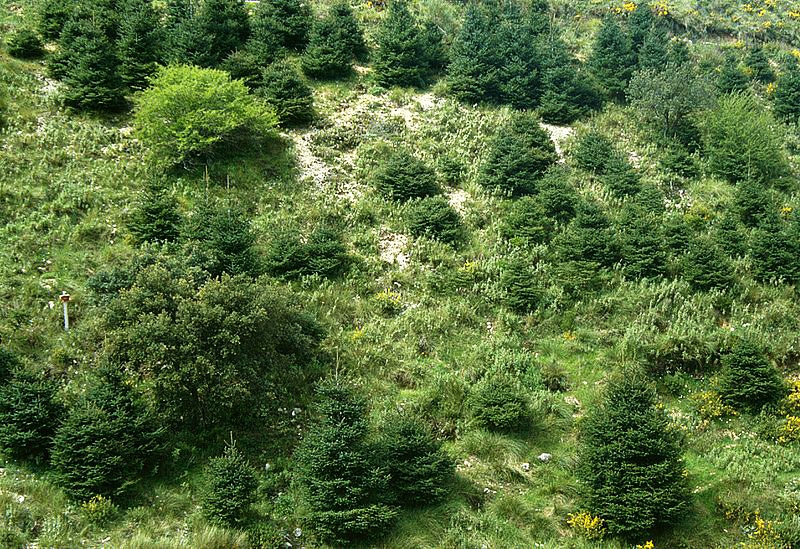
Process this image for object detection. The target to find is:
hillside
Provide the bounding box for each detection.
[1,0,800,547]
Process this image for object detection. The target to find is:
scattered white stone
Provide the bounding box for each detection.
[378,230,409,268]
[521,462,530,472]
[540,123,574,162]
[538,453,552,463]
[447,189,469,215]
[294,528,302,538]
[16,495,24,503]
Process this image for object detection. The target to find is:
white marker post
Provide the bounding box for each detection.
[60,292,70,332]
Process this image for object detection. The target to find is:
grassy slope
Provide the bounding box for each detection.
[2,1,800,547]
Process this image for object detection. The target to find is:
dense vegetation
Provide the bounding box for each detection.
[1,0,800,547]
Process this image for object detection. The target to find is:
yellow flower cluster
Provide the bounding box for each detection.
[766,82,777,96]
[563,331,577,341]
[694,391,738,420]
[375,287,403,314]
[611,2,637,14]
[777,415,800,444]
[460,259,478,274]
[786,380,800,413]
[350,326,365,342]
[637,542,655,549]
[751,510,781,543]
[567,511,607,540]
[653,1,669,16]
[781,205,794,218]
[790,10,800,18]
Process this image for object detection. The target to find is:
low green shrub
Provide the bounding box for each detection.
[0,370,63,461]
[718,340,788,413]
[469,374,530,433]
[371,149,439,202]
[202,443,258,528]
[7,29,44,59]
[406,197,462,244]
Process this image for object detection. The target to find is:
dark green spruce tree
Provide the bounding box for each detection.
[257,61,314,126]
[618,204,666,279]
[774,61,800,123]
[117,0,163,89]
[128,181,182,245]
[683,236,734,291]
[58,16,127,111]
[538,37,603,123]
[197,0,250,67]
[380,414,453,507]
[164,0,215,67]
[589,15,636,101]
[746,45,774,84]
[717,52,748,94]
[51,372,162,501]
[637,25,669,71]
[0,369,64,462]
[202,443,258,527]
[495,1,545,108]
[373,0,440,88]
[627,1,655,53]
[249,0,311,55]
[447,2,500,103]
[183,202,261,278]
[302,3,365,78]
[578,370,690,540]
[295,383,397,545]
[718,340,787,413]
[479,112,558,196]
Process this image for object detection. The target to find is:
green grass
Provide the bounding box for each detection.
[2,1,800,547]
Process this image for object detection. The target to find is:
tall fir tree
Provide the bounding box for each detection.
[197,0,249,67]
[257,61,314,125]
[479,112,558,196]
[117,0,163,89]
[183,201,261,279]
[637,25,669,71]
[128,181,182,245]
[250,0,311,54]
[718,340,787,413]
[750,216,800,284]
[746,45,774,84]
[372,0,428,88]
[717,52,748,94]
[495,1,545,108]
[627,2,655,53]
[295,383,397,545]
[164,0,215,67]
[589,15,636,101]
[447,2,501,103]
[683,236,734,291]
[774,61,800,123]
[302,3,365,78]
[618,204,666,279]
[58,16,127,111]
[578,370,690,540]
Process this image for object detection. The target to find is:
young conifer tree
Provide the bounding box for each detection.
[589,15,636,100]
[117,0,163,89]
[579,370,690,540]
[302,3,365,78]
[373,0,429,88]
[295,382,397,545]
